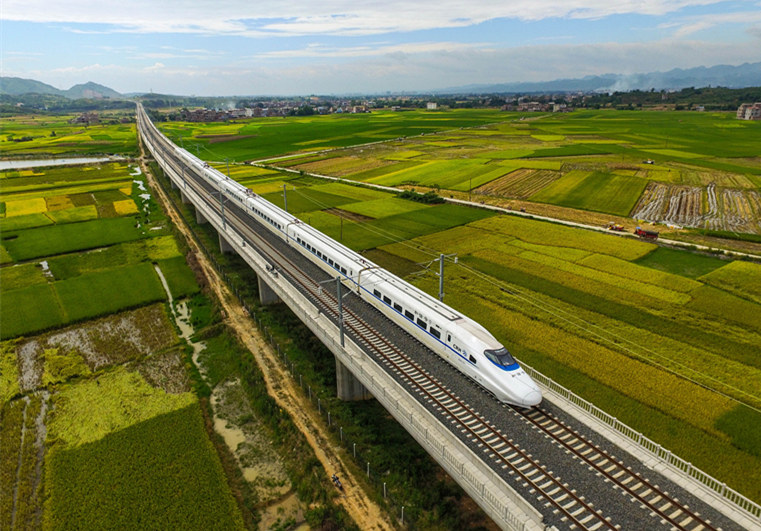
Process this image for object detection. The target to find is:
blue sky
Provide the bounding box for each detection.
[2,1,760,96]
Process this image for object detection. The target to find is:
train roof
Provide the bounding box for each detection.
[370,269,462,322]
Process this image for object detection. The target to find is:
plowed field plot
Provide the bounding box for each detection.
[295,155,393,177]
[475,168,560,199]
[632,182,761,233]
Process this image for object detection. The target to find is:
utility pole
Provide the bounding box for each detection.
[439,253,444,301]
[283,184,288,213]
[436,253,457,301]
[225,157,230,178]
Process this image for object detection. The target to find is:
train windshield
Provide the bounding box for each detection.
[483,347,517,368]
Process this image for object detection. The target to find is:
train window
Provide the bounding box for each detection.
[405,310,414,320]
[383,296,391,305]
[469,355,477,364]
[317,251,322,258]
[341,267,347,275]
[328,259,334,266]
[373,290,381,298]
[447,334,451,342]
[416,319,427,331]
[393,303,402,312]
[431,328,441,339]
[484,347,516,368]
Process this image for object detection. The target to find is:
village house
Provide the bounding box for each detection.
[737,103,761,120]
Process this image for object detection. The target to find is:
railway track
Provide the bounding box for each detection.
[138,112,727,530]
[516,407,718,531]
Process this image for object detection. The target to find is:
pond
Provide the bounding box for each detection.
[0,156,127,170]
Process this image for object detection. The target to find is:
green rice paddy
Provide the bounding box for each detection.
[1,116,137,156]
[180,109,758,219]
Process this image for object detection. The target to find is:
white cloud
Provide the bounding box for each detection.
[9,37,757,95]
[2,0,727,36]
[256,41,483,59]
[663,8,761,37]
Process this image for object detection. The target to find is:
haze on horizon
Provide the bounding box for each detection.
[2,0,761,96]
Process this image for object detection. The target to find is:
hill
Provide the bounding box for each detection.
[0,77,61,96]
[64,81,122,99]
[437,62,761,94]
[0,77,122,99]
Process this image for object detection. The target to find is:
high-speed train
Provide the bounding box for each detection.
[137,105,542,407]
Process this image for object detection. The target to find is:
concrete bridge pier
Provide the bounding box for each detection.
[219,233,235,255]
[336,358,372,400]
[257,275,282,305]
[180,190,192,205]
[195,207,208,224]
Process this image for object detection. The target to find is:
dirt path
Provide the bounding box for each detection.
[138,153,395,531]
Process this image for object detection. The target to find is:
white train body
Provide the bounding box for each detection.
[141,107,542,407]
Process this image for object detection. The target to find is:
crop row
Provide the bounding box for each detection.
[476,168,561,199]
[632,182,761,234]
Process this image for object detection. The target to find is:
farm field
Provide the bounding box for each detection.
[0,162,199,338]
[1,114,138,156]
[256,180,496,250]
[0,153,242,527]
[0,305,244,530]
[207,109,761,233]
[230,165,761,504]
[157,108,505,162]
[376,214,761,502]
[632,181,761,233]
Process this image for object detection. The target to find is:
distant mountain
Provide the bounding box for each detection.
[436,62,761,94]
[0,77,62,96]
[0,77,122,99]
[64,81,122,99]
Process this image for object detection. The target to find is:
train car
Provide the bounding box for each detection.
[137,105,542,407]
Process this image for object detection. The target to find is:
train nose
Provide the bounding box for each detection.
[521,389,542,407]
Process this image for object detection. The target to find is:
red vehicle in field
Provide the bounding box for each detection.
[607,222,625,232]
[635,227,659,240]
